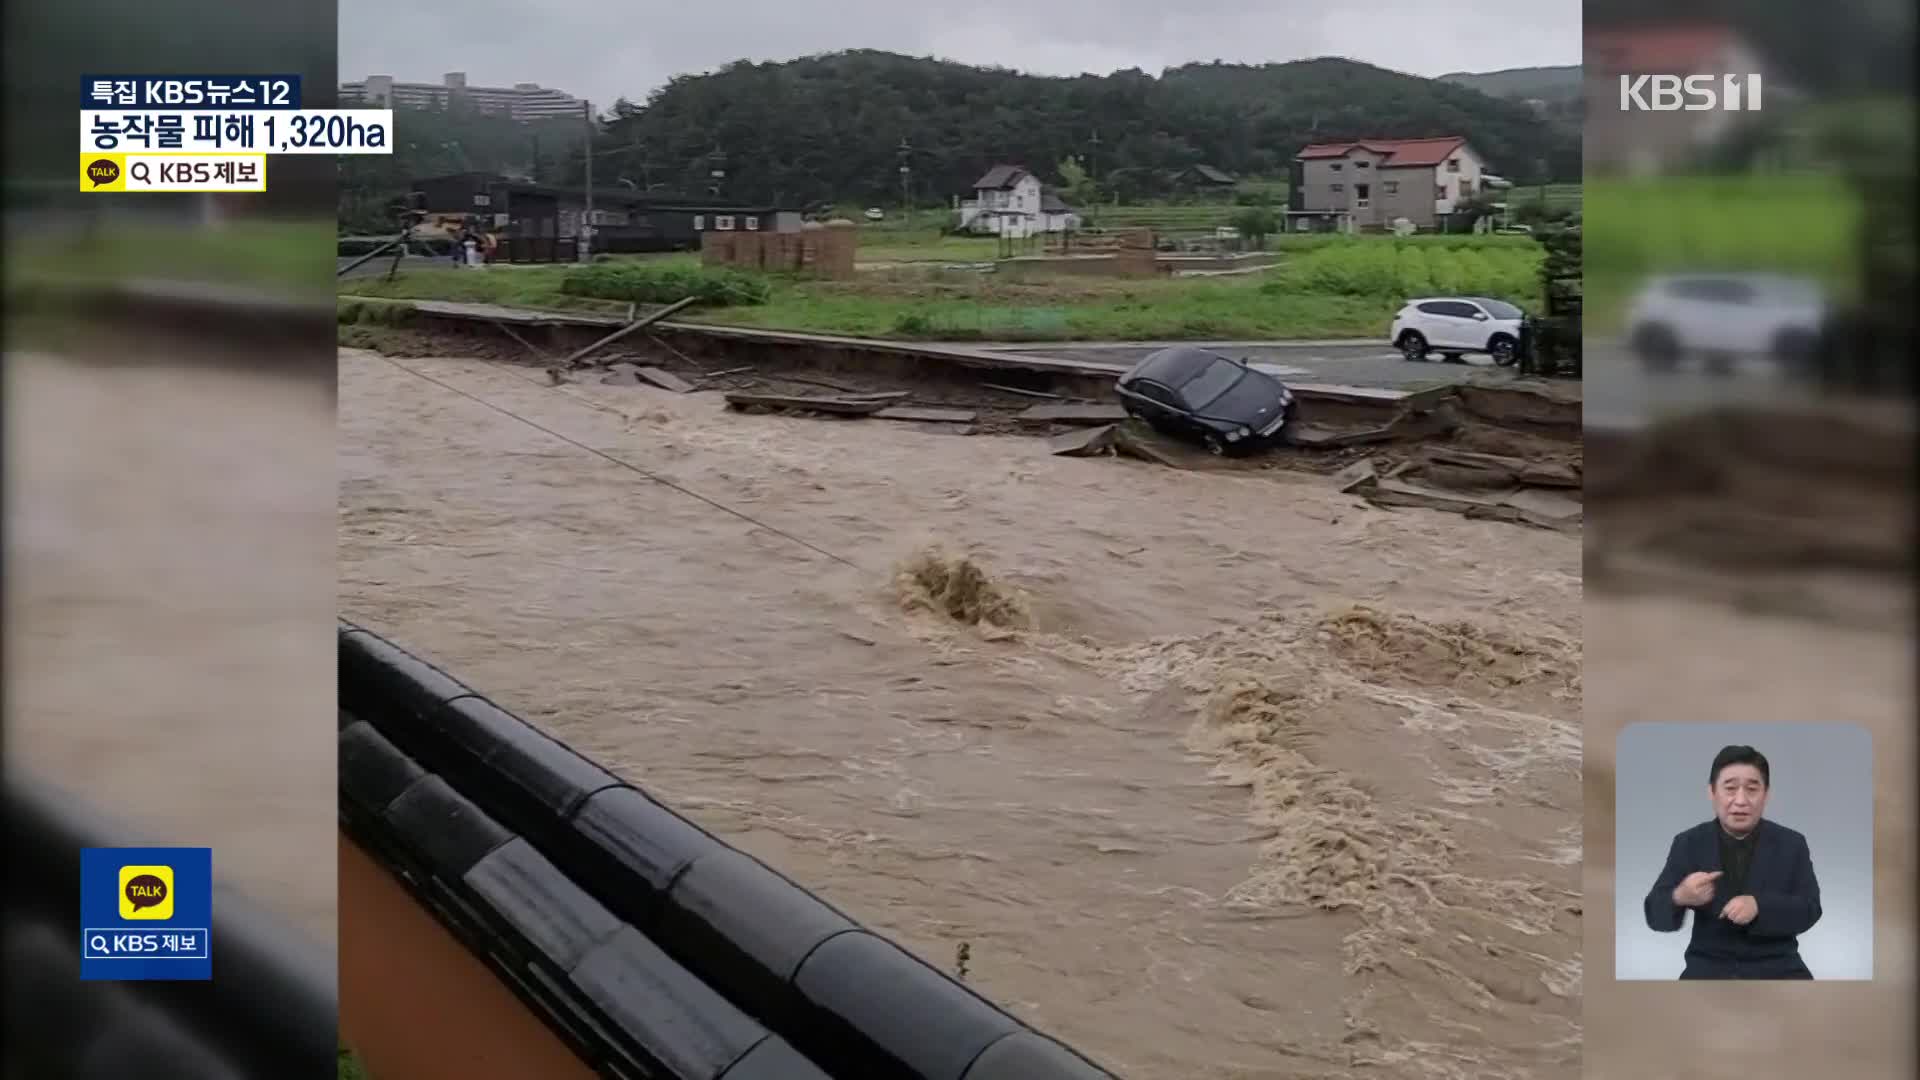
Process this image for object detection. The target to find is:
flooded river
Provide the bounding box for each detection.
[7,351,338,944]
[338,348,1583,1079]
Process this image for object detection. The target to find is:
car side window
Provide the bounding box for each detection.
[1134,380,1182,409]
[1415,301,1454,316]
[1670,279,1755,305]
[1423,301,1480,318]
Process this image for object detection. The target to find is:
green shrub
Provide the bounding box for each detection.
[559,262,771,307]
[1273,237,1542,304]
[891,312,934,336]
[336,298,413,326]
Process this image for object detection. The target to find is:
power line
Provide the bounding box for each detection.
[374,355,865,571]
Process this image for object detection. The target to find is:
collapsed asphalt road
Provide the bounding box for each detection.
[991,339,1513,391]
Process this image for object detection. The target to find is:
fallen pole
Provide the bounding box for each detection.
[336,230,410,278]
[563,297,699,368]
[982,382,1063,400]
[491,319,550,362]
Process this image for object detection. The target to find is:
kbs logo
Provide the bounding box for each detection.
[1619,74,1763,111]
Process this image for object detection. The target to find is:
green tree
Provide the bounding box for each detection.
[580,51,1578,208]
[1449,193,1502,232]
[1228,206,1278,249]
[1055,155,1100,207]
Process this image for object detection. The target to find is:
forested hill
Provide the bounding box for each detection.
[586,51,1581,206]
[1438,66,1582,102]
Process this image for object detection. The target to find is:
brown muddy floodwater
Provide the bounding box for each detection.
[7,351,337,944]
[338,348,1584,1079]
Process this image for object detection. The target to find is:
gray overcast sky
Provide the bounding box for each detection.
[340,0,1580,108]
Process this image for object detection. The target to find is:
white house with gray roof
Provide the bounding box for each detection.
[955,165,1079,235]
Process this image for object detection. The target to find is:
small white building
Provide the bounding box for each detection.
[956,165,1079,235]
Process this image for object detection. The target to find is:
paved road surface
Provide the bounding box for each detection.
[1007,338,1803,420]
[1583,338,1799,430]
[1000,339,1509,390]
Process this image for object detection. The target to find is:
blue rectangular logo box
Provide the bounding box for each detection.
[80,847,212,981]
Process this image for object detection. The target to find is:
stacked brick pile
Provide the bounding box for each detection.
[699,220,856,280]
[1113,228,1159,277]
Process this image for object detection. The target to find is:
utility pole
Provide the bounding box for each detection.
[581,100,594,261]
[707,145,727,199]
[897,136,913,231]
[1087,128,1103,230]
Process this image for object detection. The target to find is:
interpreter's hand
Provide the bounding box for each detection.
[1719,895,1758,926]
[1672,870,1723,908]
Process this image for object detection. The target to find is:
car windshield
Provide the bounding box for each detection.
[1177,358,1245,409]
[1475,298,1524,319]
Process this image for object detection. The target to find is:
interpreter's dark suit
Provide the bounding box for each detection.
[1644,818,1822,979]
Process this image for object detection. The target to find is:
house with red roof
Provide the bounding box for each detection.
[1585,22,1773,174]
[1288,136,1488,231]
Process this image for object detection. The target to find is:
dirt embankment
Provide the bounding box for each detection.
[1587,402,1912,628]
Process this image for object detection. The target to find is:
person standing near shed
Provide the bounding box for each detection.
[1644,745,1823,978]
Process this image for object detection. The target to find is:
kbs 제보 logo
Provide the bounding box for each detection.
[81,847,212,981]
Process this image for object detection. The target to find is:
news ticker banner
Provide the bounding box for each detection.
[80,846,214,981]
[79,75,390,192]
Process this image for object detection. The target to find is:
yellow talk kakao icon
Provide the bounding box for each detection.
[119,864,174,920]
[82,154,126,192]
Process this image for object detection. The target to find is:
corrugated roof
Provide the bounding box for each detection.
[1295,137,1468,167]
[1192,164,1236,184]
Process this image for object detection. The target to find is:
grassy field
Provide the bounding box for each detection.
[342,232,1543,343]
[1503,182,1583,213]
[849,179,1578,236]
[851,232,1004,263]
[1582,172,1859,327]
[8,219,336,294]
[1082,204,1246,231]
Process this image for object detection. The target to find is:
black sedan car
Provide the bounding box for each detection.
[1113,347,1296,455]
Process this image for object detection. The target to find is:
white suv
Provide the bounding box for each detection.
[1624,273,1827,374]
[1390,296,1527,366]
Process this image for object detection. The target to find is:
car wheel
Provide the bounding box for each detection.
[1488,334,1519,367]
[1632,325,1680,372]
[1773,328,1818,375]
[1398,331,1429,362]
